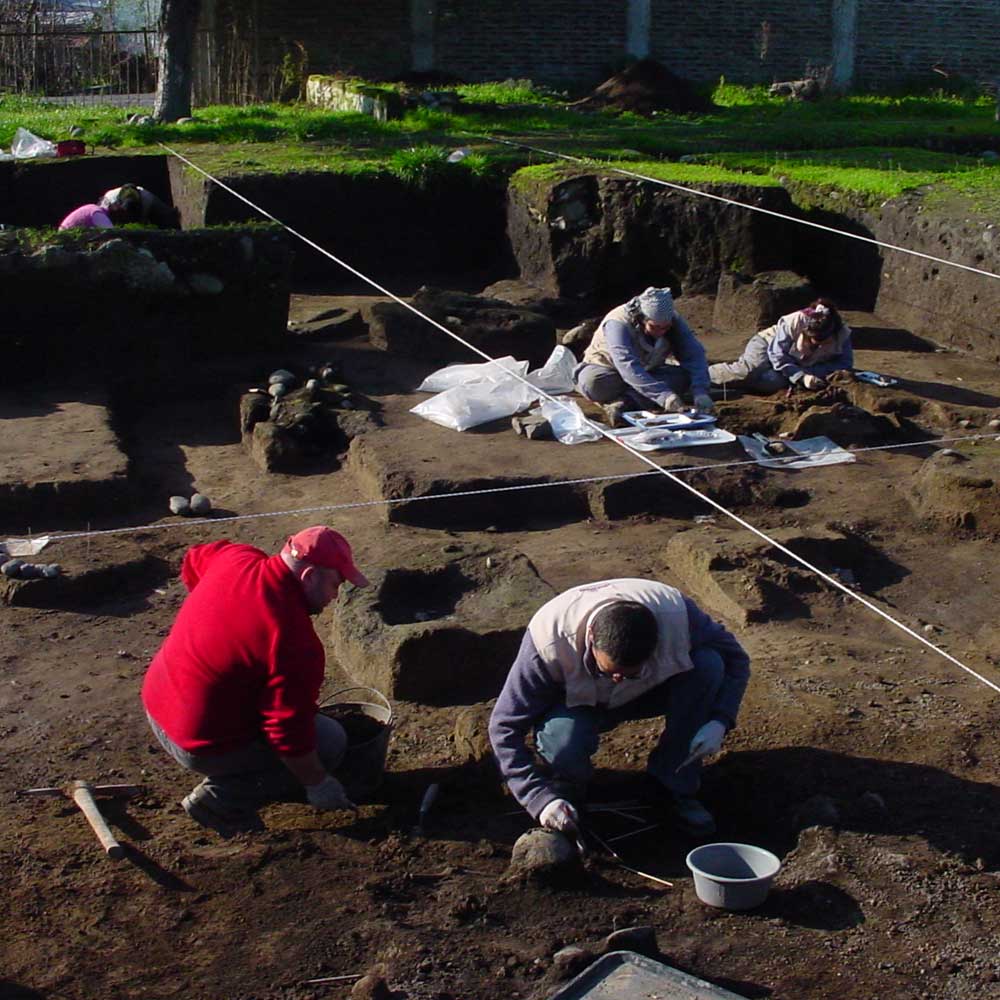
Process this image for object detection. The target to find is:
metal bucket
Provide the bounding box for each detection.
[686,842,781,910]
[320,686,393,798]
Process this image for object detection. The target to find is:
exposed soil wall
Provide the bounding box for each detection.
[507,170,804,303]
[0,228,292,389]
[1,155,173,229]
[169,160,514,282]
[874,194,1000,362]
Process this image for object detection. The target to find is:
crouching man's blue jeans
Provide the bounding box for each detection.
[533,646,724,797]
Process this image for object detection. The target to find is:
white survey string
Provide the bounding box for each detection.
[466,132,1000,283]
[152,143,1000,695]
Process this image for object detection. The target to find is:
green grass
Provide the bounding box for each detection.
[2,88,996,210]
[682,146,1000,204]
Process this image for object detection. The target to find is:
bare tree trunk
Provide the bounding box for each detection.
[153,0,202,121]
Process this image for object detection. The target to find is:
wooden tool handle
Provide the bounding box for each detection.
[71,780,124,860]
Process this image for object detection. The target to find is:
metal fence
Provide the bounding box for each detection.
[0,23,293,106]
[0,26,158,102]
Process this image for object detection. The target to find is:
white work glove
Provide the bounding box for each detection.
[686,720,727,763]
[692,392,715,414]
[538,798,579,834]
[660,393,686,414]
[802,374,827,390]
[306,774,357,812]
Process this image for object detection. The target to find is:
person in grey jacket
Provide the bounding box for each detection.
[488,579,750,839]
[574,287,714,427]
[709,299,852,394]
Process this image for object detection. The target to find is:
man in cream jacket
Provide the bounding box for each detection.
[489,579,750,838]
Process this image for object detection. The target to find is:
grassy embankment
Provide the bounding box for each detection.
[1,81,997,207]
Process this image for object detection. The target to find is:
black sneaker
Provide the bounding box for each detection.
[181,790,264,838]
[665,794,716,838]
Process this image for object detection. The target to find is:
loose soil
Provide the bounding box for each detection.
[2,288,999,1000]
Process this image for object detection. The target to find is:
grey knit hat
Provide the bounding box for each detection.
[636,286,675,323]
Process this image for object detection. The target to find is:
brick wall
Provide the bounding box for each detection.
[219,0,1000,94]
[433,0,628,87]
[854,0,1000,88]
[649,0,834,85]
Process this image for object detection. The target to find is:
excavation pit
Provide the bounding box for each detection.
[328,548,556,703]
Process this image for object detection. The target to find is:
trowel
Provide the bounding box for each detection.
[751,432,802,463]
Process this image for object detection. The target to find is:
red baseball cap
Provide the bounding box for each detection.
[285,526,369,587]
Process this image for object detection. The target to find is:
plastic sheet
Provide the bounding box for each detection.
[539,398,602,445]
[738,434,856,468]
[526,345,577,395]
[410,373,537,431]
[416,356,527,393]
[11,127,56,159]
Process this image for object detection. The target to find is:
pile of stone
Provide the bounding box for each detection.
[240,362,374,473]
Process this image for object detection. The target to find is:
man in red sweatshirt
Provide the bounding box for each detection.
[142,525,369,836]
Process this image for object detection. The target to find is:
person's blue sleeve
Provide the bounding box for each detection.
[668,314,710,393]
[766,316,807,384]
[488,630,564,819]
[604,319,681,407]
[684,597,750,729]
[805,328,854,378]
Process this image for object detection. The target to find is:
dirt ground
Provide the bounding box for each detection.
[2,286,1000,1000]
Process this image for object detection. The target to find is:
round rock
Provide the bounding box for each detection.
[169,495,190,515]
[189,493,212,515]
[268,369,296,386]
[350,971,391,1000]
[18,563,44,579]
[42,564,62,578]
[268,383,287,400]
[2,559,25,578]
[508,828,580,882]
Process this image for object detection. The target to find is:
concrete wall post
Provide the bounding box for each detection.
[830,0,857,91]
[411,0,436,73]
[626,0,651,60]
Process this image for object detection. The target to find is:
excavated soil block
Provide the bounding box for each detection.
[587,466,811,521]
[328,548,556,703]
[0,393,130,532]
[168,161,511,281]
[4,154,173,229]
[507,168,802,301]
[0,228,292,385]
[0,534,168,608]
[346,429,593,530]
[665,525,905,624]
[907,446,1000,533]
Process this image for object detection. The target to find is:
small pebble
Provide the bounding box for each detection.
[268,369,296,386]
[959,419,974,429]
[189,493,212,515]
[268,383,287,399]
[2,559,25,578]
[41,564,62,578]
[989,419,1000,430]
[169,496,190,515]
[923,623,938,634]
[485,556,494,569]
[305,378,319,391]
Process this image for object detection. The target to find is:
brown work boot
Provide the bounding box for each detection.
[601,400,628,428]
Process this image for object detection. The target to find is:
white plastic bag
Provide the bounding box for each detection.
[539,398,602,445]
[411,372,537,431]
[526,345,577,395]
[417,356,527,393]
[11,127,56,159]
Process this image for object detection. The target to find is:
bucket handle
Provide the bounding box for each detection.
[322,686,393,720]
